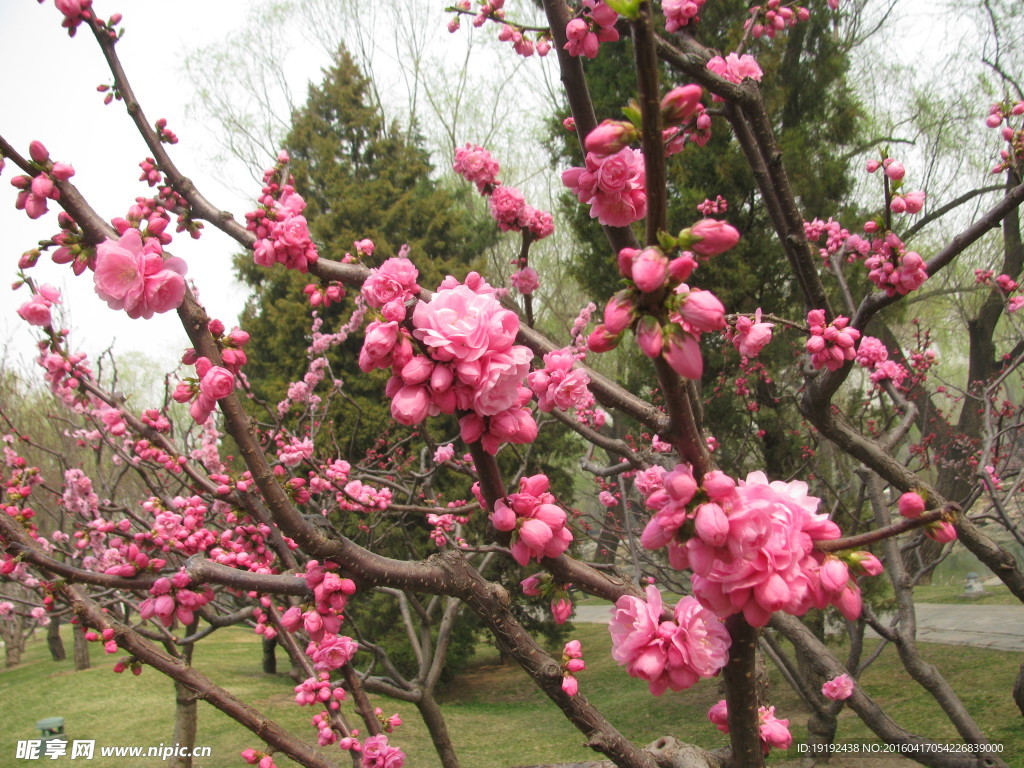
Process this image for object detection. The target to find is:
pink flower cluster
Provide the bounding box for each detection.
[246,152,318,272]
[564,1,619,59]
[281,560,356,642]
[854,336,907,387]
[662,86,712,154]
[663,0,707,31]
[362,275,538,453]
[241,748,277,768]
[16,284,61,327]
[11,143,75,220]
[708,700,792,753]
[804,217,852,261]
[362,256,420,321]
[527,348,593,413]
[453,144,501,194]
[360,734,405,768]
[489,474,573,565]
[93,228,187,319]
[561,639,586,696]
[865,247,928,297]
[305,634,358,672]
[172,356,235,425]
[806,309,860,372]
[563,147,647,227]
[609,585,730,695]
[452,145,554,239]
[509,266,539,295]
[744,0,809,39]
[138,572,214,627]
[588,229,734,380]
[730,309,773,358]
[294,672,347,707]
[638,466,875,625]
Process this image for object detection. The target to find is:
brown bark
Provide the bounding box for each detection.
[47,616,66,661]
[73,622,91,671]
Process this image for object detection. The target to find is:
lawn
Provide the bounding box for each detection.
[0,622,1019,767]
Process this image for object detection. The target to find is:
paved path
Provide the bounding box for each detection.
[574,603,1024,651]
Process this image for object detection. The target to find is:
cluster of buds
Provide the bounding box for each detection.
[805,309,860,372]
[521,572,573,624]
[563,1,619,59]
[489,474,573,565]
[744,0,809,39]
[560,640,586,695]
[985,100,1024,174]
[897,491,957,543]
[11,141,75,220]
[172,356,236,425]
[138,571,214,627]
[588,219,737,380]
[447,0,552,57]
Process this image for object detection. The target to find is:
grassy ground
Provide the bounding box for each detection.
[1,623,1020,767]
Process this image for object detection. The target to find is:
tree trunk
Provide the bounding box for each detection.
[47,616,66,661]
[3,616,26,667]
[416,689,461,768]
[262,634,277,674]
[169,633,198,768]
[1013,663,1024,718]
[73,622,91,670]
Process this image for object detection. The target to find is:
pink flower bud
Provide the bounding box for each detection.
[635,316,663,358]
[29,140,50,164]
[662,326,703,379]
[924,520,957,543]
[584,120,638,155]
[884,161,905,181]
[677,288,726,332]
[587,324,621,353]
[660,84,704,125]
[603,291,635,335]
[694,503,729,546]
[897,492,925,519]
[689,219,740,256]
[631,248,669,293]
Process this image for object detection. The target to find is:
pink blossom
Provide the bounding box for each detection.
[662,326,703,379]
[663,0,707,31]
[675,287,725,332]
[361,734,405,768]
[453,144,500,193]
[489,186,526,231]
[510,267,540,295]
[93,229,187,319]
[821,673,855,700]
[732,309,773,357]
[433,444,455,463]
[706,53,763,84]
[362,258,420,310]
[17,296,53,327]
[609,586,730,695]
[563,147,647,227]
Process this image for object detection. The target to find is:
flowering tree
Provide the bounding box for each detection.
[3,2,1024,768]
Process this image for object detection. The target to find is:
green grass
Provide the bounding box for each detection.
[1,623,1020,767]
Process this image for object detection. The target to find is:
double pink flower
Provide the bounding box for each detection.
[93,229,187,319]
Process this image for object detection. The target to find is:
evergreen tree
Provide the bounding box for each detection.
[237,46,494,455]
